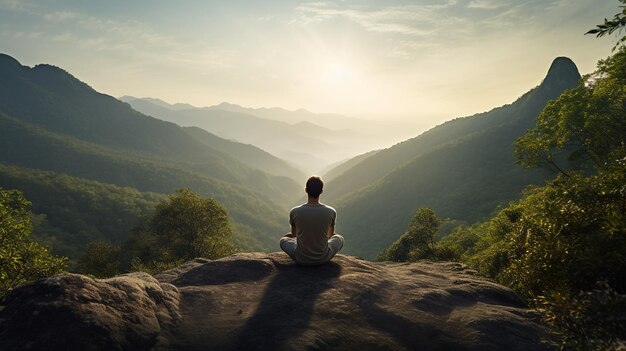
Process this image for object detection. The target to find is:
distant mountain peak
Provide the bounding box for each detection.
[119,95,139,102]
[0,53,22,69]
[541,56,581,90]
[217,102,242,108]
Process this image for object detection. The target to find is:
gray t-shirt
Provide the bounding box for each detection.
[289,203,336,265]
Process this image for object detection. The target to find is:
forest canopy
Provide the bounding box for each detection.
[78,188,237,277]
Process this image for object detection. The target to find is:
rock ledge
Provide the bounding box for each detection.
[0,253,549,351]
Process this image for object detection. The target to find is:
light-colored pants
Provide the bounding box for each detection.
[280,234,344,265]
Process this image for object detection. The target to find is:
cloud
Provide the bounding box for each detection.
[12,31,42,39]
[43,11,78,22]
[290,0,579,61]
[0,2,236,76]
[37,7,232,70]
[0,0,33,11]
[52,32,74,42]
[294,0,572,36]
[466,0,508,10]
[294,1,460,37]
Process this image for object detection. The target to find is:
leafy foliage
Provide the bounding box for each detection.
[0,189,67,297]
[76,241,122,279]
[536,282,626,351]
[123,189,237,274]
[397,149,626,350]
[506,171,625,296]
[377,208,444,262]
[587,0,626,50]
[0,111,286,252]
[377,38,626,350]
[515,52,626,174]
[431,49,626,350]
[0,164,163,261]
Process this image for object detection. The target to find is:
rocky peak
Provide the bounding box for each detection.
[540,56,581,94]
[0,253,550,350]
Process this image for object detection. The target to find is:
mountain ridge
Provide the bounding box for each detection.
[122,96,424,172]
[0,53,302,254]
[326,57,581,259]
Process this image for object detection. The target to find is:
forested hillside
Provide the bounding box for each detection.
[0,54,295,259]
[321,150,379,181]
[329,57,581,259]
[0,54,300,202]
[0,164,163,259]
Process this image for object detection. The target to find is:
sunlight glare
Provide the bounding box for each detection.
[324,62,357,83]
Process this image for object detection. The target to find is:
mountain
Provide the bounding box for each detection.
[327,57,581,259]
[0,253,550,351]
[183,126,306,181]
[173,100,422,139]
[0,54,301,203]
[120,97,334,172]
[121,97,423,173]
[0,164,164,260]
[119,95,195,111]
[322,150,379,181]
[0,162,286,261]
[0,53,298,255]
[206,101,360,127]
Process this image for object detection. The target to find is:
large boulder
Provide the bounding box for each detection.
[0,272,180,350]
[0,253,550,350]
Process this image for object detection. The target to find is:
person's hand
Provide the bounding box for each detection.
[284,233,296,238]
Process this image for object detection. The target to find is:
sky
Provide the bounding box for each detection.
[0,0,621,125]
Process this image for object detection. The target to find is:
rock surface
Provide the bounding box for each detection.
[0,253,550,350]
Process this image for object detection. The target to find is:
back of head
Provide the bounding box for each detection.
[306,176,323,198]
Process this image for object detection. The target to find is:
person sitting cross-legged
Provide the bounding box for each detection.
[280,176,344,265]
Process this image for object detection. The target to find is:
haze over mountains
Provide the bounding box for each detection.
[121,96,422,173]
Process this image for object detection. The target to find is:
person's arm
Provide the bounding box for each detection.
[284,224,296,238]
[328,209,336,239]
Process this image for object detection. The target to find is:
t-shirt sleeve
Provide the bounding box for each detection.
[331,208,336,226]
[289,209,295,226]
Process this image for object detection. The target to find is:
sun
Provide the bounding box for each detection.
[324,62,357,84]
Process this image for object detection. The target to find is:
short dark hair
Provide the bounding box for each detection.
[305,176,324,198]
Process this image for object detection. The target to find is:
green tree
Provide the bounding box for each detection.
[435,163,626,350]
[502,170,626,297]
[76,241,122,278]
[125,189,237,273]
[0,189,67,297]
[377,208,440,262]
[587,0,626,49]
[515,49,626,175]
[439,46,626,349]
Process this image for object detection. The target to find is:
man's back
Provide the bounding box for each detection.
[280,176,344,265]
[289,203,336,265]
